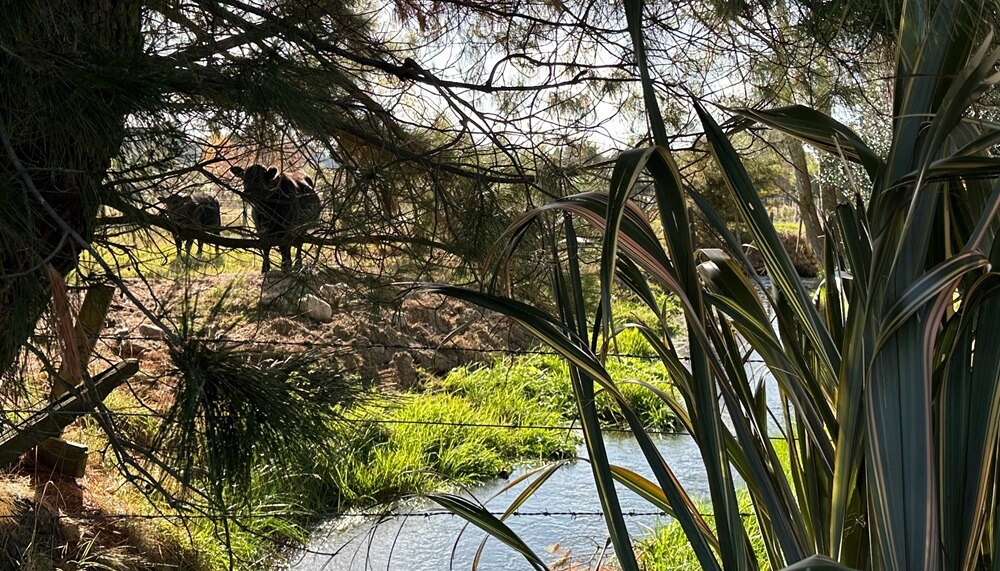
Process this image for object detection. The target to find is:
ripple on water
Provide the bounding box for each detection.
[286,433,734,571]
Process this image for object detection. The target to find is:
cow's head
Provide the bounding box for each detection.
[230,164,279,197]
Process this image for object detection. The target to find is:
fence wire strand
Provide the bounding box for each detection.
[4,337,782,530]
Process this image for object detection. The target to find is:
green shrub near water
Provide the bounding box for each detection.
[441,350,681,432]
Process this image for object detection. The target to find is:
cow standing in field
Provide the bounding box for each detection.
[229,164,322,272]
[161,194,222,257]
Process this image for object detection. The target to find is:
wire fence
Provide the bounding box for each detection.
[39,332,772,363]
[2,331,785,566]
[0,509,763,521]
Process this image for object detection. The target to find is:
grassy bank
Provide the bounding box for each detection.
[634,442,789,570]
[46,343,684,569]
[440,348,681,432]
[53,366,580,569]
[636,491,769,571]
[4,285,684,569]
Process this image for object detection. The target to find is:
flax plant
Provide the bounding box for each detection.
[422,0,1000,569]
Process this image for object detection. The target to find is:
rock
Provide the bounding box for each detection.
[138,323,165,339]
[261,272,301,308]
[117,340,149,359]
[319,283,348,309]
[299,294,333,323]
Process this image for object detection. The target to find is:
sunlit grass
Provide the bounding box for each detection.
[75,228,261,280]
[441,351,681,432]
[64,354,583,568]
[637,491,770,571]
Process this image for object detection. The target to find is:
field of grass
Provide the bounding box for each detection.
[76,228,262,280]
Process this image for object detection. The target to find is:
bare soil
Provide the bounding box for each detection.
[99,271,534,390]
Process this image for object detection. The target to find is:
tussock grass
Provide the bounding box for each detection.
[442,352,681,432]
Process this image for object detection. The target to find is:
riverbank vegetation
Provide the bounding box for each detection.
[429,0,1000,569]
[5,0,995,569]
[6,312,685,569]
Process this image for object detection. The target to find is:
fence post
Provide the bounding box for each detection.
[36,275,117,477]
[0,361,139,470]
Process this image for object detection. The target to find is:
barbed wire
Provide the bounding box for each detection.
[7,332,784,532]
[1,409,791,441]
[38,332,772,364]
[0,508,756,521]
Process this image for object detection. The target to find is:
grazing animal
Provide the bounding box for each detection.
[229,164,322,272]
[161,194,222,257]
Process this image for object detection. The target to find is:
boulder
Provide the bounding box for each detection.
[138,323,165,339]
[117,340,149,359]
[260,272,301,308]
[299,294,333,323]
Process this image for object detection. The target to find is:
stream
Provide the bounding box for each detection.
[287,433,717,571]
[288,363,782,571]
[287,277,806,570]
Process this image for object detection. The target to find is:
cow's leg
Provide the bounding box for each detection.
[294,242,304,268]
[185,238,194,258]
[174,235,183,258]
[196,239,204,256]
[279,244,292,271]
[261,245,271,273]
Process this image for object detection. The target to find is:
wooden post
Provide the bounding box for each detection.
[38,276,117,477]
[1,361,139,468]
[52,283,114,398]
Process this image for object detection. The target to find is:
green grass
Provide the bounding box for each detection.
[770,221,801,235]
[636,491,769,571]
[72,357,584,568]
[440,351,682,432]
[314,390,576,507]
[76,229,263,280]
[635,439,790,570]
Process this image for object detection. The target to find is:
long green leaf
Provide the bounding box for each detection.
[780,554,860,571]
[695,99,840,391]
[732,106,884,182]
[428,493,549,571]
[472,462,569,570]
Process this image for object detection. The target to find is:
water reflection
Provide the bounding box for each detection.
[288,433,714,570]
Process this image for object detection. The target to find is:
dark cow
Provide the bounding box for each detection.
[229,164,321,272]
[161,193,222,257]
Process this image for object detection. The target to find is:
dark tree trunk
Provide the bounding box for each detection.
[785,138,825,259]
[0,1,142,374]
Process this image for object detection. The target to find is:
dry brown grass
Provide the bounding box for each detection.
[0,462,211,570]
